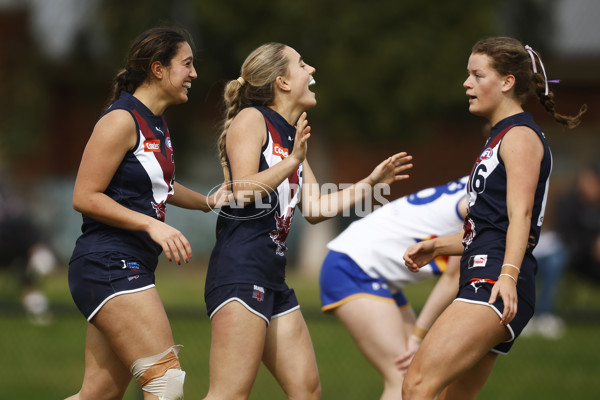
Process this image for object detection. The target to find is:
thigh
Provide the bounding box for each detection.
[334,297,415,376]
[206,300,268,398]
[78,323,132,400]
[405,301,509,396]
[92,287,175,367]
[262,309,320,397]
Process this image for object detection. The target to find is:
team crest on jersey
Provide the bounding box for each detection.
[463,217,475,247]
[270,209,293,256]
[480,147,493,160]
[144,139,160,152]
[252,285,265,302]
[166,137,172,150]
[152,200,167,221]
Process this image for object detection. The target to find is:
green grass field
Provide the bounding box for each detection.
[1,263,599,399]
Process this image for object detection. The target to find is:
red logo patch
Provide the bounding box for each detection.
[144,140,160,152]
[273,143,289,158]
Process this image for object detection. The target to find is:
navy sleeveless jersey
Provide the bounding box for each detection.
[70,91,175,270]
[461,112,552,300]
[205,106,303,295]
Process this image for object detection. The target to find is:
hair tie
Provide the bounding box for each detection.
[236,77,245,86]
[524,45,558,96]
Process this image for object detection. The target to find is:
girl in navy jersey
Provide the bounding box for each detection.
[67,27,225,400]
[203,43,413,399]
[402,37,586,399]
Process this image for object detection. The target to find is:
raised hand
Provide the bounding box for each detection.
[368,152,413,186]
[290,112,311,164]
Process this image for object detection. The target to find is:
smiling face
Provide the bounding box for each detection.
[282,46,317,110]
[162,41,197,105]
[463,52,507,122]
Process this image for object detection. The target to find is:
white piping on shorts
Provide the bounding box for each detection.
[210,297,269,325]
[209,298,300,326]
[87,284,155,321]
[453,298,515,355]
[272,304,300,320]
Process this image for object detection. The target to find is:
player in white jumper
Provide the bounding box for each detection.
[320,177,467,400]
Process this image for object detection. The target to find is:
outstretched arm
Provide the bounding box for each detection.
[300,153,413,224]
[403,232,464,272]
[168,182,232,212]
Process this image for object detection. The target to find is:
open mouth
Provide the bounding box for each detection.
[183,82,191,89]
[308,78,316,86]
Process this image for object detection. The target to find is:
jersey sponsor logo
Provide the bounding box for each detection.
[144,139,161,152]
[468,254,487,269]
[480,147,493,160]
[155,126,164,135]
[273,143,289,158]
[252,285,265,302]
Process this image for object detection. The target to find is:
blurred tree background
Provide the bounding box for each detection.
[1,0,555,172]
[0,0,598,261]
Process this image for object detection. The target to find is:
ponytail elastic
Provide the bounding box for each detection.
[525,45,558,96]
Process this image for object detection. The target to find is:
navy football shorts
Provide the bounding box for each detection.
[69,252,156,321]
[205,283,300,325]
[455,277,535,355]
[319,250,408,313]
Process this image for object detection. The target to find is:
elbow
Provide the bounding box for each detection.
[72,194,85,213]
[72,190,94,215]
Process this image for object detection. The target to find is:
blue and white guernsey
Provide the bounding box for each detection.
[327,177,468,293]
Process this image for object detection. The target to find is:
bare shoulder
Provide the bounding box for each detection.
[502,125,544,158]
[91,109,137,150]
[229,107,264,130]
[227,107,267,145]
[503,125,543,148]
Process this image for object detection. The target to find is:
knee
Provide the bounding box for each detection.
[402,370,427,400]
[306,376,322,400]
[287,376,321,400]
[305,381,322,400]
[131,345,186,400]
